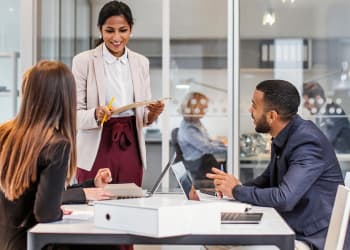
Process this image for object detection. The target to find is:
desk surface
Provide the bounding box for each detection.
[28,196,295,250]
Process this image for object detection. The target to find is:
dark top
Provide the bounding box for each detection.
[62,179,95,204]
[233,115,345,250]
[0,138,70,250]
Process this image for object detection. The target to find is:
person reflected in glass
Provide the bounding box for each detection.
[177,92,227,187]
[303,82,350,153]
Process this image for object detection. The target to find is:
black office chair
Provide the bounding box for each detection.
[171,128,184,163]
[171,127,216,189]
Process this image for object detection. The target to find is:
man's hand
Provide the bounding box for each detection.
[83,188,114,201]
[147,100,165,124]
[206,167,241,199]
[94,168,112,188]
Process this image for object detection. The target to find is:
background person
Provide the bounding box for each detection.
[177,92,226,186]
[72,1,164,189]
[303,81,350,153]
[207,80,346,250]
[0,61,77,250]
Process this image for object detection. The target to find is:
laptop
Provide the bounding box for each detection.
[145,153,177,197]
[171,161,262,224]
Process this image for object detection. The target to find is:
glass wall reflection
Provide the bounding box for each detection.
[169,0,228,188]
[239,0,350,181]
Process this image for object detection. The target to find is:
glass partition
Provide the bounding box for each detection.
[239,0,350,181]
[0,0,20,123]
[169,0,229,188]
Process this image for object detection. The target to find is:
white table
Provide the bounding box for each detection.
[27,197,295,250]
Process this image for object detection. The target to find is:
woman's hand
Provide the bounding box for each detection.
[95,106,112,123]
[83,188,114,201]
[94,168,112,187]
[61,206,73,215]
[147,100,164,124]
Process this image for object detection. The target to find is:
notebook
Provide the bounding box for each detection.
[104,153,177,199]
[171,161,261,224]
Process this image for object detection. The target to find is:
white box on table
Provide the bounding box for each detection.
[94,196,220,237]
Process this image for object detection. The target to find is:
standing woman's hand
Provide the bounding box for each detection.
[147,100,164,124]
[95,106,113,124]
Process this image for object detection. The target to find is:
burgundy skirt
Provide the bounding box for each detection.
[77,116,143,186]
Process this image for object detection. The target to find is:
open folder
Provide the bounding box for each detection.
[111,97,171,115]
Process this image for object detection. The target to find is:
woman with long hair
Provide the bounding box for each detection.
[0,60,77,250]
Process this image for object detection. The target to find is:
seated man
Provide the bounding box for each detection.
[207,80,347,250]
[177,92,227,187]
[303,81,350,153]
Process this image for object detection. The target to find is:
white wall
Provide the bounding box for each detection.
[91,0,227,39]
[240,0,350,38]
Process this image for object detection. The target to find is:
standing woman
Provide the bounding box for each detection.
[0,61,77,250]
[72,1,163,188]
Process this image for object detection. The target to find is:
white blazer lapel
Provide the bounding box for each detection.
[128,51,142,102]
[93,45,106,106]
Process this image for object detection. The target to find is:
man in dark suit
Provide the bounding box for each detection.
[207,80,346,250]
[303,81,350,153]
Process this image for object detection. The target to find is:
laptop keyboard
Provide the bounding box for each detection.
[221,212,240,221]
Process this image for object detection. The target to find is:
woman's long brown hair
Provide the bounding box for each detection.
[0,60,77,201]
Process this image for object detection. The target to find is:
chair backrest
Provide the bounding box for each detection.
[324,185,350,250]
[345,171,350,188]
[171,128,184,163]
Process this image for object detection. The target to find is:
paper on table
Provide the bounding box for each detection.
[111,97,171,115]
[63,210,94,220]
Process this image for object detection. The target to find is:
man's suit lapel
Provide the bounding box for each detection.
[93,45,106,106]
[269,145,279,186]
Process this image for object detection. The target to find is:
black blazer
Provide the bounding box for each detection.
[0,139,70,250]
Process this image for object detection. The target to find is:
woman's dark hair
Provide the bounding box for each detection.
[96,1,134,46]
[256,79,300,121]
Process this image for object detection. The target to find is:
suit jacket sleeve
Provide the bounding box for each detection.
[234,137,327,212]
[34,141,71,222]
[72,53,99,130]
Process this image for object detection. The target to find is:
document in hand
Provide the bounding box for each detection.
[111,97,171,115]
[104,183,145,199]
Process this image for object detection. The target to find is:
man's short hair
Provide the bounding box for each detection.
[256,80,300,121]
[303,82,326,100]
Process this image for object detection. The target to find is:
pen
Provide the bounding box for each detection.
[101,96,115,127]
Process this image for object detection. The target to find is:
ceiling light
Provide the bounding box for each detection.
[262,9,276,26]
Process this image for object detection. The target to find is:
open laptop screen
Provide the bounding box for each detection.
[171,161,199,200]
[148,153,177,196]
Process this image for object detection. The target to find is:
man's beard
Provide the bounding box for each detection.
[255,113,270,133]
